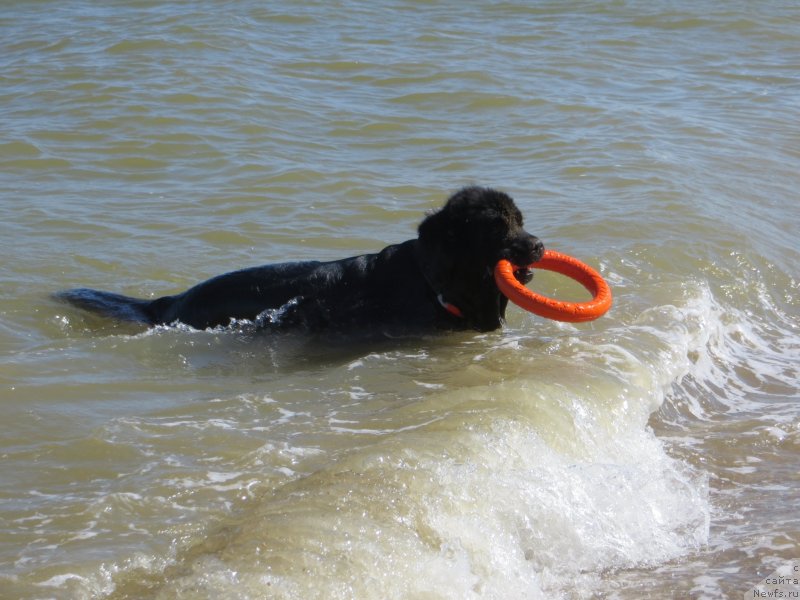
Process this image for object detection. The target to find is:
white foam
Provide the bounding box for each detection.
[139,307,716,598]
[34,573,88,588]
[144,406,708,599]
[206,471,242,483]
[64,273,798,599]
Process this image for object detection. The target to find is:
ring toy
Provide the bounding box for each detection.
[494,249,612,322]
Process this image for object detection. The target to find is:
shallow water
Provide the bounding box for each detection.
[1,1,798,598]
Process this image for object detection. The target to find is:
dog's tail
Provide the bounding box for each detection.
[54,288,168,325]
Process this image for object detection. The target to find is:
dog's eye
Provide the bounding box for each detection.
[487,217,511,237]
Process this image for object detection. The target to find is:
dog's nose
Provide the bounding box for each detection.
[507,234,544,265]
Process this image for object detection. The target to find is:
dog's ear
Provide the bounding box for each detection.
[416,206,459,292]
[417,206,456,246]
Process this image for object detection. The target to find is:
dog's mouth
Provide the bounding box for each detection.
[485,264,534,287]
[513,267,534,285]
[501,234,544,280]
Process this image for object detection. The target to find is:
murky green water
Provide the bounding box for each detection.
[1,2,798,598]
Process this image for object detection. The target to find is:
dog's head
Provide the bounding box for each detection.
[417,186,544,331]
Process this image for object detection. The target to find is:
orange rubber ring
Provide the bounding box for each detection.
[494,249,612,322]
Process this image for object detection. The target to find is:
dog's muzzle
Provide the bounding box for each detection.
[505,233,543,284]
[506,234,544,264]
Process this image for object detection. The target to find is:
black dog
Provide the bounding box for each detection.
[57,187,544,335]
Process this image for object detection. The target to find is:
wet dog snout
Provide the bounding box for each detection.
[507,233,544,266]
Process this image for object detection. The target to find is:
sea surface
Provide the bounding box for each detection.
[1,1,798,598]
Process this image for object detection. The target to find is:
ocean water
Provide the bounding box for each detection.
[1,1,798,598]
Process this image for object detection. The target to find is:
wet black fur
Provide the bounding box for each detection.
[56,187,544,335]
